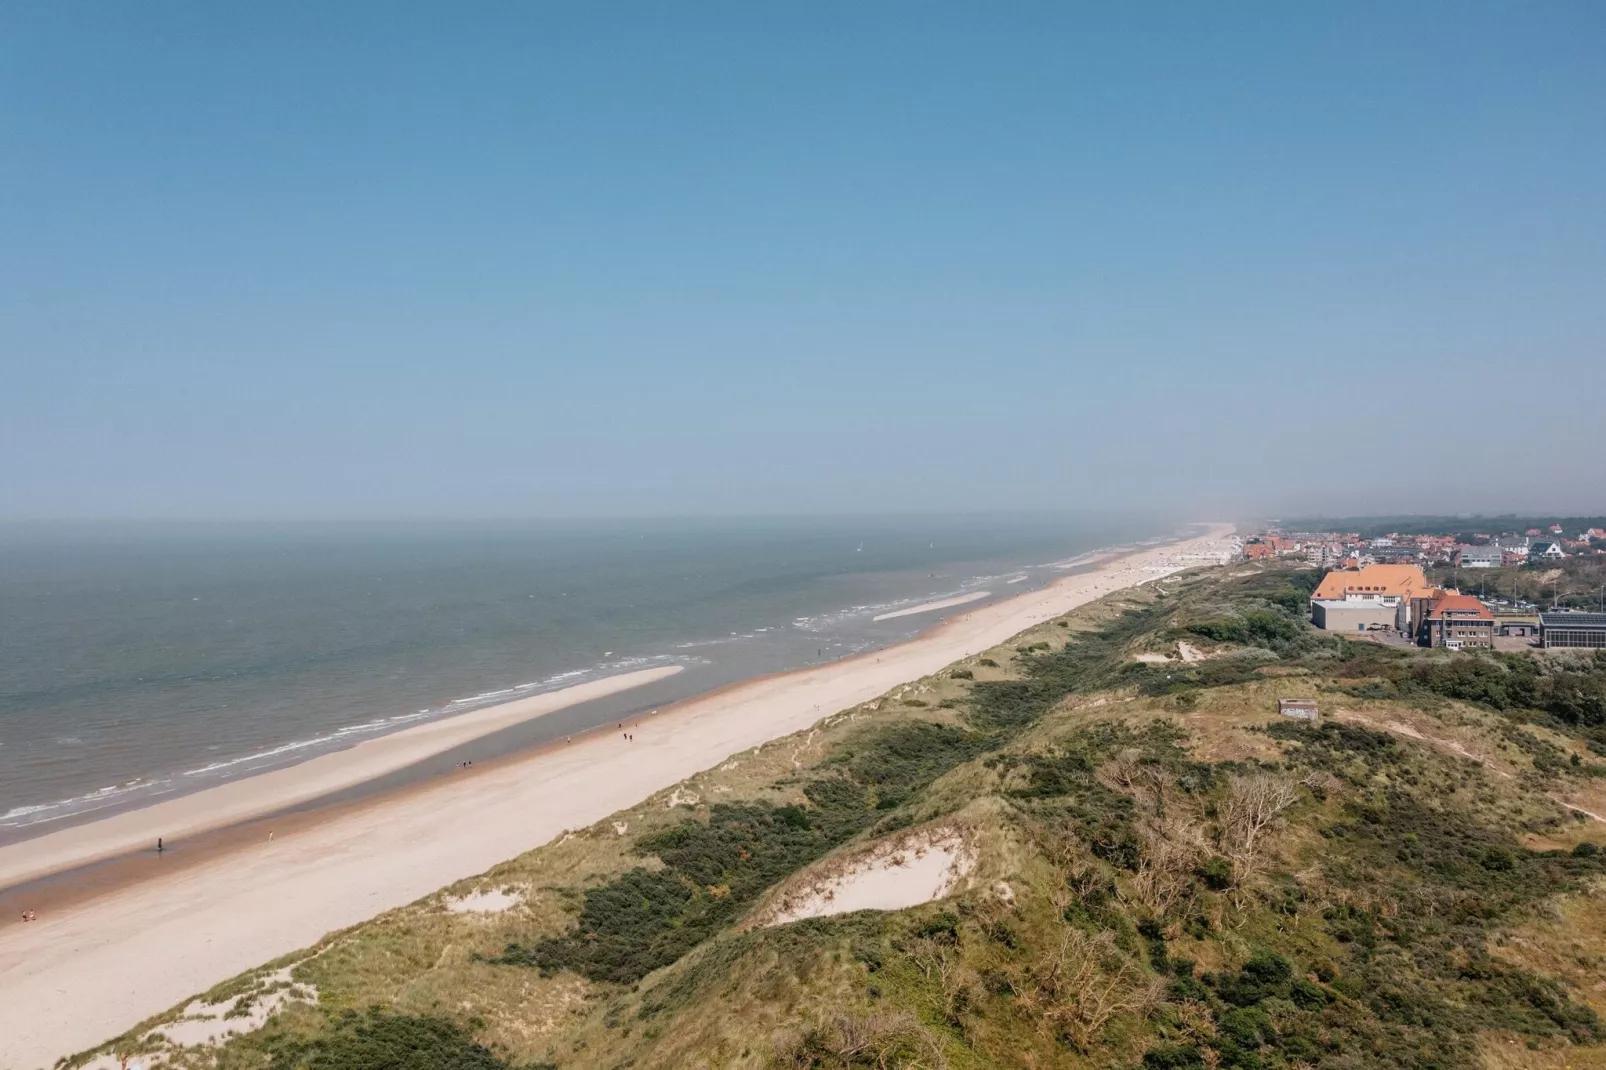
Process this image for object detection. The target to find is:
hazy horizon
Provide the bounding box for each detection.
[4,5,1603,522]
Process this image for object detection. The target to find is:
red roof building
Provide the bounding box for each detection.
[1422,593,1494,649]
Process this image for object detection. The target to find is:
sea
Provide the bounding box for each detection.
[0,515,1175,841]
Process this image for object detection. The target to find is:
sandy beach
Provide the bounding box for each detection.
[0,525,1235,1068]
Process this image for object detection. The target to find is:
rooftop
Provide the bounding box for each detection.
[1540,613,1606,629]
[1311,563,1429,601]
[1427,593,1493,620]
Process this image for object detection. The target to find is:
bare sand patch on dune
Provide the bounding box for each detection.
[445,888,523,914]
[758,826,976,927]
[73,967,320,1068]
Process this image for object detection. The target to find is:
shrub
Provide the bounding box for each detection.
[265,1009,509,1070]
[499,722,986,984]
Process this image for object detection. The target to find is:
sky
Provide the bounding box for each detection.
[2,3,1603,521]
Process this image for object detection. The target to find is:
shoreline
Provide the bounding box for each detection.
[0,665,683,891]
[0,532,1168,876]
[0,530,1158,849]
[0,524,1236,1068]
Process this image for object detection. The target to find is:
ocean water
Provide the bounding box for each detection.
[0,515,1170,837]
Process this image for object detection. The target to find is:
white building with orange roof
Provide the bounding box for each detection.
[1310,563,1436,634]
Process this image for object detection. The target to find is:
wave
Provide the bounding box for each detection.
[1,653,697,832]
[1,776,172,830]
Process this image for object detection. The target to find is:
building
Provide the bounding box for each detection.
[1311,599,1400,632]
[1310,564,1431,633]
[1532,541,1566,561]
[1421,593,1495,649]
[1311,563,1429,602]
[1455,546,1503,569]
[1244,541,1276,561]
[1304,542,1343,569]
[1541,612,1606,650]
[1278,699,1318,721]
[1495,536,1531,558]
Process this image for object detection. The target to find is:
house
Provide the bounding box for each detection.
[1454,546,1503,569]
[1541,612,1606,650]
[1244,542,1276,561]
[1531,541,1566,561]
[1494,536,1530,558]
[1421,593,1495,649]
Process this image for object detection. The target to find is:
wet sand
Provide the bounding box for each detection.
[872,590,990,621]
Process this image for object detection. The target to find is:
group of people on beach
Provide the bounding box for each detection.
[18,909,37,922]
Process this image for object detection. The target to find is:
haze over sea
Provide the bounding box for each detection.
[0,514,1170,836]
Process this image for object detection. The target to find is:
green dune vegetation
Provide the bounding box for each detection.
[74,563,1606,1070]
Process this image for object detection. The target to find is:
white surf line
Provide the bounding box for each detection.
[0,665,685,891]
[873,591,990,622]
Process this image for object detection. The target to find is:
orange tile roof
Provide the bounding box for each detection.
[1427,593,1493,620]
[1312,564,1429,601]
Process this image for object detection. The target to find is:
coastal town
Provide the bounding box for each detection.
[1242,518,1606,651]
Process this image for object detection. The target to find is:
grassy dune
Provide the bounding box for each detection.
[72,563,1606,1070]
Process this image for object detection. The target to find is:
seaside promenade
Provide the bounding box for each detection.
[0,526,1236,1068]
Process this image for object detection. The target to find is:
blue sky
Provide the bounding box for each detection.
[3,3,1603,520]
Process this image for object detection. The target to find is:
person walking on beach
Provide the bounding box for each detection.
[157,836,164,854]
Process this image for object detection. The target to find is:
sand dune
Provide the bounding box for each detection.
[0,525,1235,1068]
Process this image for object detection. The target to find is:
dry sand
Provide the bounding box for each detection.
[0,525,1235,1068]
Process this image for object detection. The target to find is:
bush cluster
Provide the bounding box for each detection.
[261,1009,518,1070]
[497,721,987,984]
[1341,649,1606,731]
